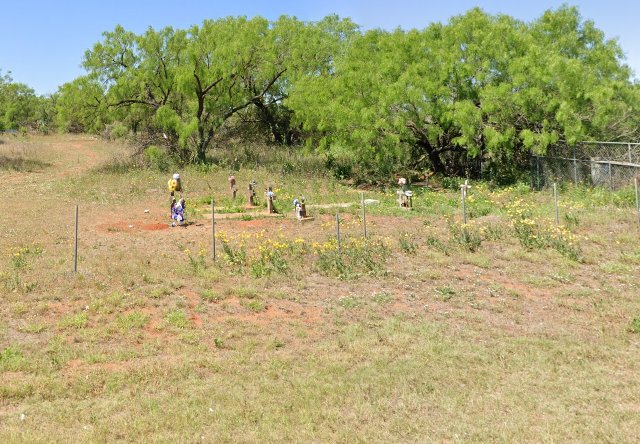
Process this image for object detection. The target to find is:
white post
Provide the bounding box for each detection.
[460,180,470,225]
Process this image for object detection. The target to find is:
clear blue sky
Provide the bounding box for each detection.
[1,0,638,95]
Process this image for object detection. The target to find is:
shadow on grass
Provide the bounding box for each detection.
[0,155,51,172]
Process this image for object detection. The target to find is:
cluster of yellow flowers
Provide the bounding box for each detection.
[505,199,535,219]
[548,224,579,243]
[8,242,42,256]
[182,247,207,257]
[311,240,337,254]
[12,246,31,258]
[486,184,527,206]
[256,238,289,258]
[505,198,582,260]
[9,243,43,269]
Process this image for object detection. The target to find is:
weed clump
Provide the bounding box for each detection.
[506,199,583,262]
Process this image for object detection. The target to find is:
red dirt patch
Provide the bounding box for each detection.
[181,288,203,328]
[97,220,170,233]
[236,218,281,228]
[142,223,170,231]
[208,297,324,328]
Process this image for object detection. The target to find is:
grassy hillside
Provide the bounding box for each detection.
[1,134,639,442]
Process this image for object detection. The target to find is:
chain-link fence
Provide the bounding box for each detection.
[531,141,640,190]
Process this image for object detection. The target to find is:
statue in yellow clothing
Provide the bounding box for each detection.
[168,173,186,226]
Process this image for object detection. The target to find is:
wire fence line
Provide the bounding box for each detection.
[531,141,640,190]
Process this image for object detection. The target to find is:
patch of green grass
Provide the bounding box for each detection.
[463,254,492,269]
[116,311,150,330]
[200,289,224,302]
[241,299,267,313]
[315,237,389,279]
[600,261,632,275]
[90,292,125,314]
[372,292,393,304]
[164,310,189,329]
[20,323,47,334]
[338,296,361,309]
[435,285,456,301]
[629,318,640,334]
[620,251,640,265]
[550,271,574,283]
[228,287,260,299]
[58,312,88,330]
[148,286,173,299]
[12,302,29,315]
[398,232,418,254]
[0,347,27,371]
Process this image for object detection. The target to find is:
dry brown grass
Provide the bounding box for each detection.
[0,134,639,442]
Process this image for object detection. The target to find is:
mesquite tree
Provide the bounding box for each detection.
[82,16,355,162]
[289,6,639,178]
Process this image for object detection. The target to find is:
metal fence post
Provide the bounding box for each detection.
[608,162,613,191]
[335,213,341,256]
[553,183,559,226]
[461,184,467,225]
[530,156,534,191]
[361,192,367,239]
[74,205,78,273]
[573,146,578,185]
[211,198,216,262]
[635,178,640,229]
[629,143,633,163]
[536,156,541,191]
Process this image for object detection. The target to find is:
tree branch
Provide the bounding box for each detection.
[223,68,287,120]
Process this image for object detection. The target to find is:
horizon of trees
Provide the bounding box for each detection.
[2,6,639,181]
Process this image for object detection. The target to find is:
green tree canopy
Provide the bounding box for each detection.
[49,7,640,178]
[288,6,639,179]
[82,16,357,162]
[0,70,40,131]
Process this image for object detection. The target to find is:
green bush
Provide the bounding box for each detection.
[144,145,170,172]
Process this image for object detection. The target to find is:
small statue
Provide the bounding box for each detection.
[396,177,412,209]
[293,197,307,220]
[171,197,186,226]
[168,173,182,193]
[168,173,186,223]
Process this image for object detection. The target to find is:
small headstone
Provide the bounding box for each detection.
[266,187,276,213]
[228,175,237,199]
[293,197,309,220]
[247,180,257,206]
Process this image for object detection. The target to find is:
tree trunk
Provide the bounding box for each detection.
[416,139,446,174]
